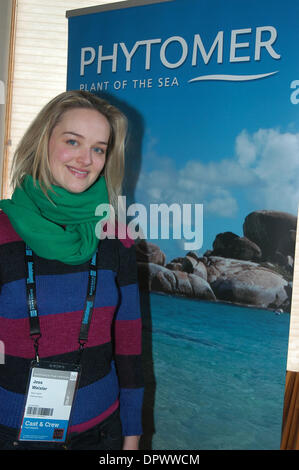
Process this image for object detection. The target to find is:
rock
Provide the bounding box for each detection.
[165,262,184,272]
[205,256,259,281]
[186,251,200,261]
[211,231,262,261]
[207,256,289,309]
[166,256,194,273]
[203,249,213,257]
[172,271,194,296]
[189,258,208,281]
[188,274,215,299]
[151,268,177,295]
[135,211,296,311]
[243,211,297,262]
[138,261,215,300]
[166,255,208,281]
[135,240,166,266]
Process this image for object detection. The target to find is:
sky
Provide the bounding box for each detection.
[67,0,299,261]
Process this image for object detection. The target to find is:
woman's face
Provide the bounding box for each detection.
[48,107,110,193]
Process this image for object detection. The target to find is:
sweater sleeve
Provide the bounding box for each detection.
[114,235,144,436]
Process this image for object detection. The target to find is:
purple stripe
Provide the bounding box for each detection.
[1,306,115,358]
[69,400,119,433]
[0,212,22,244]
[115,318,142,355]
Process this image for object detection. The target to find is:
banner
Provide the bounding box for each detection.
[67,0,299,449]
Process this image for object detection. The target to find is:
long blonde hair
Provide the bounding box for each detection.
[11,90,127,210]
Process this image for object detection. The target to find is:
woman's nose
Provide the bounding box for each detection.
[77,147,92,165]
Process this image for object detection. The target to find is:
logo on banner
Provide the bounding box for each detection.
[290,80,299,104]
[79,26,281,92]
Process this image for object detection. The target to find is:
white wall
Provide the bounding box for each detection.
[0,0,12,195]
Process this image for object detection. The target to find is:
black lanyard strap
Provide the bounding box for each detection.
[25,244,99,362]
[25,246,41,338]
[78,249,98,344]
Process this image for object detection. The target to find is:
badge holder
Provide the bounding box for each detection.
[18,246,98,444]
[19,360,81,443]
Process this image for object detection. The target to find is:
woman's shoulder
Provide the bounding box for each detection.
[0,210,22,245]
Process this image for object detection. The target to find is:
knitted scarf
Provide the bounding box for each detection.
[0,175,109,265]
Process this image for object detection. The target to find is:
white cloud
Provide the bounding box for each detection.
[237,129,299,213]
[135,128,299,218]
[235,130,257,167]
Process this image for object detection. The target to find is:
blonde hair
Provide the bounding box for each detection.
[11,90,127,210]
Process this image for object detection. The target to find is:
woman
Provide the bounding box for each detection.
[0,90,143,450]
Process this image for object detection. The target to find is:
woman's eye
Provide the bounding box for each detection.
[66,139,77,146]
[93,147,104,154]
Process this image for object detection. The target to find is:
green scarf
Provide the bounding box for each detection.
[0,175,109,265]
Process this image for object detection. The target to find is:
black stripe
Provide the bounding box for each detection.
[114,354,144,388]
[0,239,135,287]
[116,243,138,287]
[0,241,27,283]
[0,422,19,440]
[0,343,113,394]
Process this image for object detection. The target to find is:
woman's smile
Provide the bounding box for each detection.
[66,165,90,178]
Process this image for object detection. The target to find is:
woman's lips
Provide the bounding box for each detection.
[67,166,89,178]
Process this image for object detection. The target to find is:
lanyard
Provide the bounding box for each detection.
[24,244,99,362]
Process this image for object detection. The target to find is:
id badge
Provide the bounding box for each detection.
[19,361,81,443]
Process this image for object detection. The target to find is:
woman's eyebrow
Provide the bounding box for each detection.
[62,131,108,145]
[63,131,83,138]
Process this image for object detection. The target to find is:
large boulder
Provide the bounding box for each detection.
[206,256,289,310]
[211,231,262,261]
[137,261,215,300]
[166,254,208,281]
[243,211,297,262]
[166,256,194,273]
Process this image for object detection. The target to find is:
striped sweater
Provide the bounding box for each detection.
[0,211,143,438]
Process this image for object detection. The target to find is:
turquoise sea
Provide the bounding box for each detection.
[140,293,290,450]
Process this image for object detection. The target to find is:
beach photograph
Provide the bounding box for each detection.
[66,0,299,449]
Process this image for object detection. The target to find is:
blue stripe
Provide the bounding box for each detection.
[119,387,144,436]
[115,284,141,321]
[0,279,27,320]
[0,386,24,429]
[0,270,118,320]
[70,364,119,425]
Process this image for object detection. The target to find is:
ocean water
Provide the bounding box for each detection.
[141,293,290,450]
